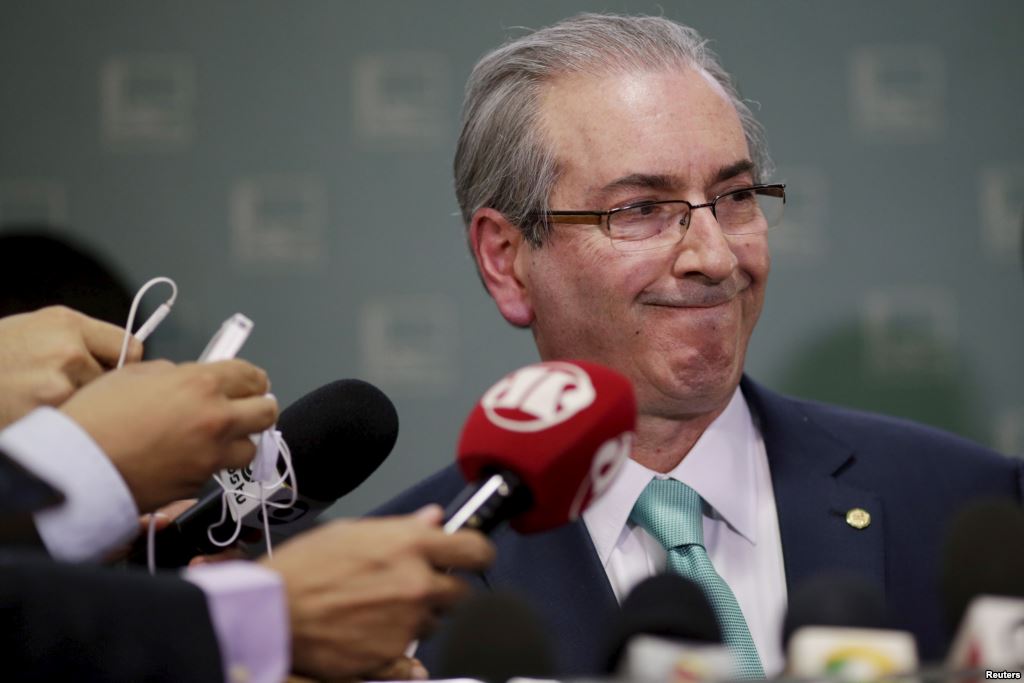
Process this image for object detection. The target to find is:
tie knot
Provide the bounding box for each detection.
[629,478,705,550]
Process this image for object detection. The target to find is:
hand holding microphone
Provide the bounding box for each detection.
[142,378,398,568]
[402,360,636,677]
[263,505,495,681]
[60,359,277,513]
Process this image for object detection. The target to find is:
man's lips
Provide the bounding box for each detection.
[634,276,749,311]
[638,283,746,309]
[642,296,733,309]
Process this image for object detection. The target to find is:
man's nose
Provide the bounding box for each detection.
[670,205,738,282]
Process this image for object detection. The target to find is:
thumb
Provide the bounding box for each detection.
[412,504,444,526]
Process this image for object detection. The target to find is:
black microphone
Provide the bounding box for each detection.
[942,497,1024,631]
[943,498,1024,669]
[784,574,919,678]
[603,573,729,679]
[139,379,398,568]
[782,573,890,650]
[435,592,555,682]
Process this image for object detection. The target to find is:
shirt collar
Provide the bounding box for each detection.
[583,387,760,564]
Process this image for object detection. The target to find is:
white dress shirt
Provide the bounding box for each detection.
[583,387,789,676]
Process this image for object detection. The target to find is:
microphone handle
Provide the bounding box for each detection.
[442,469,532,534]
[127,487,236,568]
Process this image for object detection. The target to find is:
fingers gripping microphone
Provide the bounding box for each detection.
[142,379,398,567]
[444,360,636,535]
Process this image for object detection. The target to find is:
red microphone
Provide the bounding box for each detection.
[444,360,636,535]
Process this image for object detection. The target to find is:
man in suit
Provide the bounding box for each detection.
[374,13,1024,676]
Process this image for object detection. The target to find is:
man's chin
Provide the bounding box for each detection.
[639,360,744,418]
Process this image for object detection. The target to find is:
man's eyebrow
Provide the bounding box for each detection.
[712,159,756,185]
[591,173,677,201]
[584,161,757,206]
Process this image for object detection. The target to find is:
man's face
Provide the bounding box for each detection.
[513,67,770,418]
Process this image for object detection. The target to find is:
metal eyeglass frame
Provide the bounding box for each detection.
[536,183,787,237]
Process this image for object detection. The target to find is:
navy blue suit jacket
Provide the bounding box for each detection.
[372,378,1024,674]
[0,449,224,681]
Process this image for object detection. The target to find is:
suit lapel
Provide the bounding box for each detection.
[484,519,618,674]
[741,377,887,601]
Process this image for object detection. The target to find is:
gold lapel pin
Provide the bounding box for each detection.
[846,508,871,530]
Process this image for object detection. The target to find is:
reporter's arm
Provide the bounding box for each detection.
[184,561,289,683]
[0,407,138,562]
[1,552,223,682]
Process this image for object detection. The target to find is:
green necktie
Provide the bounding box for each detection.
[629,478,765,679]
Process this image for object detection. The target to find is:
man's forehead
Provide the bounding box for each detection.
[539,63,732,118]
[538,66,750,203]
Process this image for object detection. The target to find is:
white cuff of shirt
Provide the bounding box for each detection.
[184,561,290,683]
[0,407,139,562]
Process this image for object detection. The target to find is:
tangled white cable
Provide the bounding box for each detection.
[117,279,300,574]
[205,431,298,558]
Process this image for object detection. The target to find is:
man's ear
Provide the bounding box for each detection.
[469,208,535,327]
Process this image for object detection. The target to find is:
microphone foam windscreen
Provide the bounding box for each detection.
[942,497,1024,630]
[604,573,722,673]
[782,573,889,649]
[457,360,636,533]
[277,379,398,502]
[435,591,555,683]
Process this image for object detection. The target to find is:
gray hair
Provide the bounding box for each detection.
[454,13,773,247]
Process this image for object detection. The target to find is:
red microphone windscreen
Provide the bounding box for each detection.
[456,360,636,534]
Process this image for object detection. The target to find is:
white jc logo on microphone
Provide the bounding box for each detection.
[481,362,597,432]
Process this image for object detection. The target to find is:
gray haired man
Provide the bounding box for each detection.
[377,13,1022,677]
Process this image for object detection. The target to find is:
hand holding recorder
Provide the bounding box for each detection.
[0,306,142,428]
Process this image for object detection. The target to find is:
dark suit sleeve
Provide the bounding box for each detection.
[0,447,64,549]
[1,552,223,682]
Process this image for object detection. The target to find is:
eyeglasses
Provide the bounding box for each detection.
[538,184,786,253]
